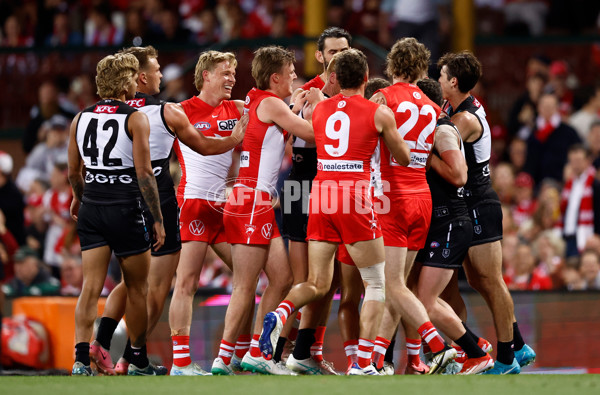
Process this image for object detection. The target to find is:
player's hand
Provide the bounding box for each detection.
[152,221,166,251]
[232,114,248,144]
[306,87,325,105]
[291,90,308,114]
[70,199,80,221]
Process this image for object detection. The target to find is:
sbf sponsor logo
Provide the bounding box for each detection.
[94,105,117,114]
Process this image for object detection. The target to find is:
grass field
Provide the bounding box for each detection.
[2,375,600,395]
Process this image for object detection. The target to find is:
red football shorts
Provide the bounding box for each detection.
[336,243,356,266]
[178,197,227,244]
[377,193,432,250]
[223,187,281,245]
[306,182,382,245]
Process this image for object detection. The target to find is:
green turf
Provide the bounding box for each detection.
[1,375,600,395]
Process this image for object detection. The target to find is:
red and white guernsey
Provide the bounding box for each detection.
[174,96,241,202]
[377,82,441,194]
[312,94,380,184]
[236,88,289,196]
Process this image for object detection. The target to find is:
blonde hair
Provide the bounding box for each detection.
[194,50,238,92]
[385,37,430,82]
[96,53,139,99]
[325,52,341,77]
[251,46,295,90]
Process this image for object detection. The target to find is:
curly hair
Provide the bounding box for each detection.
[251,46,295,90]
[334,49,368,90]
[95,53,139,99]
[194,50,238,92]
[437,51,482,93]
[385,37,430,82]
[117,45,158,71]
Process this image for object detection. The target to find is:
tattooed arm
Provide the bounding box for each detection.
[67,112,84,220]
[129,110,165,250]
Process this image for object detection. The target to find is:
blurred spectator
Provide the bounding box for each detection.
[1,246,60,297]
[159,64,187,103]
[45,10,83,47]
[520,179,561,242]
[501,204,518,236]
[512,171,536,227]
[67,74,98,111]
[1,14,34,47]
[502,233,520,272]
[242,0,275,38]
[346,0,382,44]
[24,80,76,154]
[60,253,110,296]
[198,248,231,291]
[23,178,49,254]
[504,242,552,290]
[158,8,192,43]
[0,152,26,246]
[0,209,19,281]
[523,92,581,185]
[587,121,600,170]
[578,248,600,290]
[507,138,527,173]
[569,83,600,142]
[560,264,586,291]
[16,114,70,192]
[559,144,600,257]
[380,0,451,76]
[123,6,150,47]
[491,162,515,205]
[546,59,575,118]
[526,54,550,79]
[191,8,219,44]
[507,72,546,140]
[216,0,246,41]
[84,3,124,47]
[533,229,565,286]
[42,163,73,277]
[270,11,287,38]
[283,0,303,36]
[503,0,549,36]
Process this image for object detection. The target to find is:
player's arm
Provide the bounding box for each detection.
[369,91,388,106]
[129,111,165,250]
[430,124,468,188]
[451,111,481,143]
[165,102,246,155]
[376,105,410,166]
[67,112,83,220]
[259,96,315,143]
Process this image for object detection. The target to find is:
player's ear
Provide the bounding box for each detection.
[315,50,324,64]
[202,69,210,84]
[139,71,147,85]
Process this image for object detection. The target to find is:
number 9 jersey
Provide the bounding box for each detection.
[376,82,440,194]
[75,99,140,204]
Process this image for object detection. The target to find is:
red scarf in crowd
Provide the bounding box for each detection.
[559,166,596,248]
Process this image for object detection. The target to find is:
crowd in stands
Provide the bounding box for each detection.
[2,1,600,298]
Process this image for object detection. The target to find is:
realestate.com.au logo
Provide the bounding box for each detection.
[203,177,392,217]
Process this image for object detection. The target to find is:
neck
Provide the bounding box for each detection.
[322,81,337,97]
[198,90,225,107]
[448,92,470,110]
[340,87,363,97]
[393,77,413,84]
[104,95,125,102]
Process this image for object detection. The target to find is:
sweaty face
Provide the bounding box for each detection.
[143,57,162,95]
[321,37,349,70]
[277,62,297,98]
[206,60,237,100]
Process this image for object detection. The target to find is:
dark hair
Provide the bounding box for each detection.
[417,78,443,106]
[365,77,390,99]
[334,49,367,90]
[438,51,482,93]
[317,27,351,52]
[252,46,295,90]
[568,143,590,158]
[118,46,158,71]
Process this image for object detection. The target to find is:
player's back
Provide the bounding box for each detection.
[312,94,380,184]
[175,96,240,202]
[378,82,440,194]
[76,99,139,204]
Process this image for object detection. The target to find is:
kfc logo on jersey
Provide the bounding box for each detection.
[126,98,146,108]
[218,119,237,132]
[189,220,205,236]
[240,151,250,168]
[94,105,118,114]
[245,224,256,236]
[413,91,422,100]
[261,223,273,239]
[195,122,211,131]
[337,101,347,109]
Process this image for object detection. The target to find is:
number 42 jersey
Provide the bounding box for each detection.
[75,99,140,204]
[377,82,441,194]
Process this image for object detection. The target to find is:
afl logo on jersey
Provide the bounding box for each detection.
[189,220,205,236]
[413,91,422,100]
[337,101,346,109]
[261,223,273,239]
[195,122,211,131]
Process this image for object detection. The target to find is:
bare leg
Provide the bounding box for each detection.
[119,251,151,348]
[147,252,180,334]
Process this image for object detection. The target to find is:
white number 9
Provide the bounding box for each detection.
[324,111,350,157]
